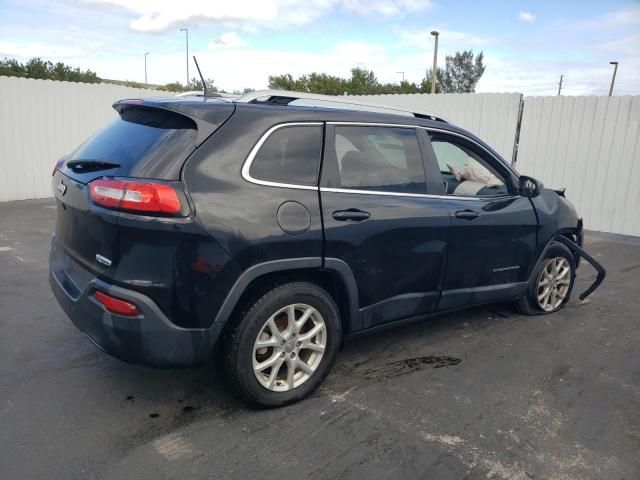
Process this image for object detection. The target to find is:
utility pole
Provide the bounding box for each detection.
[180,28,189,88]
[144,52,149,86]
[396,71,405,83]
[609,61,618,96]
[430,31,439,93]
[557,74,563,96]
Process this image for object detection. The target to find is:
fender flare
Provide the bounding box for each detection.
[210,257,360,333]
[528,234,606,301]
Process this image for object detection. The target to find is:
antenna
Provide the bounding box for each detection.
[192,55,207,97]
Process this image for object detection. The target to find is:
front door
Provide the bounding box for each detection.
[320,124,449,331]
[425,131,538,311]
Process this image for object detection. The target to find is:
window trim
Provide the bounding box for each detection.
[241,120,520,201]
[241,122,324,190]
[427,132,515,198]
[328,122,519,179]
[322,123,428,195]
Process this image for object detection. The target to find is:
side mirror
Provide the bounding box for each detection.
[519,176,544,198]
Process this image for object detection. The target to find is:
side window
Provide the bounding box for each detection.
[430,137,509,197]
[249,125,322,186]
[330,126,425,194]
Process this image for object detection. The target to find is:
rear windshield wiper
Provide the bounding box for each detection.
[66,160,121,172]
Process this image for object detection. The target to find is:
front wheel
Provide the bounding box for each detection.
[221,282,341,407]
[517,242,576,315]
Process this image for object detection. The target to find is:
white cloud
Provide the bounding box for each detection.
[83,0,432,33]
[518,11,536,23]
[82,0,336,32]
[573,4,640,30]
[399,28,492,57]
[84,0,284,32]
[0,41,86,59]
[331,41,387,64]
[209,32,247,48]
[343,0,433,17]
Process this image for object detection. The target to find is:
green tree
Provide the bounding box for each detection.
[348,67,379,94]
[268,67,453,96]
[269,73,306,91]
[188,76,218,93]
[0,57,99,83]
[161,81,187,92]
[421,70,443,93]
[438,50,485,93]
[306,73,348,95]
[0,58,25,77]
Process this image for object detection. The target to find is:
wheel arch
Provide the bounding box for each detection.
[529,230,579,283]
[211,258,360,343]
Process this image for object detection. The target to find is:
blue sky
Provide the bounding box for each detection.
[1,0,638,95]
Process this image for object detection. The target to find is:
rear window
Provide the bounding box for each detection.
[69,107,197,179]
[248,125,322,186]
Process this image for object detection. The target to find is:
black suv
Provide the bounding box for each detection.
[49,93,604,407]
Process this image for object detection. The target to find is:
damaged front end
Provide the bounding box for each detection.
[553,234,606,301]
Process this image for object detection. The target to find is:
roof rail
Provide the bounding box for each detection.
[234,90,448,123]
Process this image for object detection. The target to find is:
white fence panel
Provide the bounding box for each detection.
[517,95,640,236]
[347,92,523,162]
[0,77,166,202]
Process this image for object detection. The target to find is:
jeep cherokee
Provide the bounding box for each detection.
[49,93,604,407]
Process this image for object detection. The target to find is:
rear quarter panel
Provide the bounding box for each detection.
[182,107,324,270]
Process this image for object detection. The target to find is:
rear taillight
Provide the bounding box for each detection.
[90,179,182,214]
[52,158,65,176]
[94,291,139,316]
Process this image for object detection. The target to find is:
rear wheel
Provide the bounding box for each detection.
[517,243,576,315]
[222,282,341,407]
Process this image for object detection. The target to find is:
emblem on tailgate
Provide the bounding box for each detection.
[57,180,67,195]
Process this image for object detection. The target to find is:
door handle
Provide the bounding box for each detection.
[332,209,371,222]
[455,209,480,220]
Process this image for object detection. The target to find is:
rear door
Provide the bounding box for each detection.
[424,130,538,310]
[320,123,449,331]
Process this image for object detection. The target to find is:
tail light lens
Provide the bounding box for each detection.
[94,291,139,316]
[52,158,65,176]
[90,179,182,214]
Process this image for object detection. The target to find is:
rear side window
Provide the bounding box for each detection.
[69,106,197,179]
[248,125,322,186]
[328,126,425,194]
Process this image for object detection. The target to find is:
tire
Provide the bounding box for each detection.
[517,242,576,315]
[221,281,341,407]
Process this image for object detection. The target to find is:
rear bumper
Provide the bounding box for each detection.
[49,237,219,368]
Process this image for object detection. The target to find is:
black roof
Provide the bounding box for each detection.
[112,96,506,162]
[115,96,449,129]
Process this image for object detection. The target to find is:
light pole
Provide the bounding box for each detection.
[430,31,439,94]
[180,28,189,88]
[144,52,149,86]
[609,61,618,96]
[396,71,405,83]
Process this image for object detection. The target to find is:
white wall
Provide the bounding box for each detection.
[516,95,640,237]
[347,92,523,162]
[0,76,167,202]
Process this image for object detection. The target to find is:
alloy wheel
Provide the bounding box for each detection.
[252,303,327,392]
[536,257,571,311]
